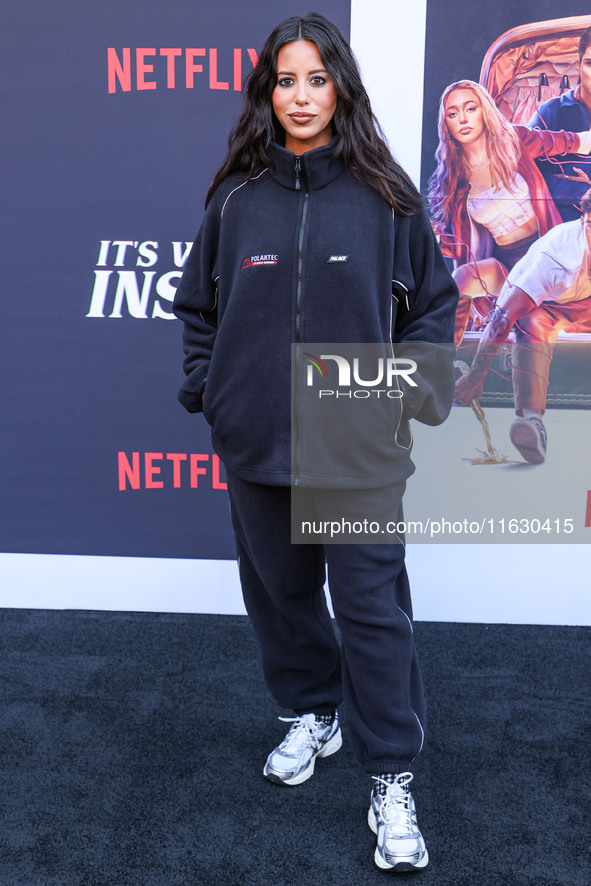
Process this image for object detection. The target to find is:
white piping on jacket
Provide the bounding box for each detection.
[221,168,269,217]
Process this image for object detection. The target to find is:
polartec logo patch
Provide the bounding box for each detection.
[241,254,278,268]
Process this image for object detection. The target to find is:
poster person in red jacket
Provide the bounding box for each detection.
[428,79,591,343]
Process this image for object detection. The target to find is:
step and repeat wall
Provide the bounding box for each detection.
[2,0,590,623]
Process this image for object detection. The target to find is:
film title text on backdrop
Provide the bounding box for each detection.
[87,240,191,318]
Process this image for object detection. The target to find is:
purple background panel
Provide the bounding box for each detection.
[1,1,350,558]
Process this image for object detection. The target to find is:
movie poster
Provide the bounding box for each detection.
[403,3,591,543]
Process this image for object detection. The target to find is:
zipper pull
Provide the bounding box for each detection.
[294,156,301,190]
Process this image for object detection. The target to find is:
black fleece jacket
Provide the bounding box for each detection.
[173,138,458,487]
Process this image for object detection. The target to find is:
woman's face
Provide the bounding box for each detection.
[444,89,485,148]
[272,40,337,154]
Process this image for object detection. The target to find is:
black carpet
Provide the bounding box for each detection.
[1,609,589,886]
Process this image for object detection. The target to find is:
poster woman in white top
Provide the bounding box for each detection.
[429,79,591,343]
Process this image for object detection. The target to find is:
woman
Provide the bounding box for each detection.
[173,13,457,873]
[429,79,591,343]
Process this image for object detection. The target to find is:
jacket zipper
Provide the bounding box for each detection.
[293,155,309,485]
[295,202,309,342]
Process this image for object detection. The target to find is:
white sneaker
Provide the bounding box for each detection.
[368,773,429,871]
[263,713,342,786]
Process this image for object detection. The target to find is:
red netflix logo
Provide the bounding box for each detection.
[107,47,258,94]
[118,451,227,490]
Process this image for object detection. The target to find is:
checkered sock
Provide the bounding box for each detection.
[294,708,336,725]
[373,772,402,797]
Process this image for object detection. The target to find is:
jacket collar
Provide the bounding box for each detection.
[266,137,345,190]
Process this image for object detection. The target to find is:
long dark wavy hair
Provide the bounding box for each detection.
[206,12,421,214]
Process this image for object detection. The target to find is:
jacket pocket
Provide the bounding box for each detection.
[394,415,413,450]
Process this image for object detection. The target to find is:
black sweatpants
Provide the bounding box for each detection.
[226,471,426,774]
